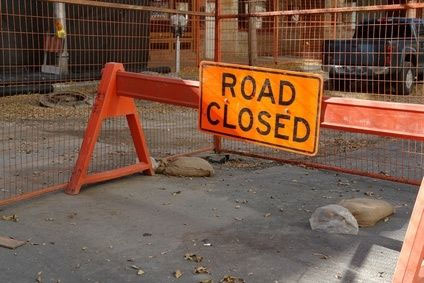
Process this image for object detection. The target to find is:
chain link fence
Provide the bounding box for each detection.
[1,0,424,204]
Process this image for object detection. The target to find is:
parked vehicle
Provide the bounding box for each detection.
[323,17,424,95]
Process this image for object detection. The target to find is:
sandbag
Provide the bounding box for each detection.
[339,198,394,227]
[309,204,359,235]
[160,157,214,177]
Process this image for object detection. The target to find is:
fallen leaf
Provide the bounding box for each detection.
[174,269,183,279]
[36,271,42,283]
[264,213,271,217]
[235,205,240,209]
[131,265,139,270]
[201,239,212,247]
[137,269,145,276]
[161,251,169,255]
[337,180,350,186]
[184,253,203,263]
[172,191,182,196]
[1,214,19,222]
[81,246,87,251]
[67,212,77,219]
[194,266,209,274]
[220,275,245,283]
[313,253,329,260]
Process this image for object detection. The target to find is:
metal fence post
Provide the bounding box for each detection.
[213,0,222,153]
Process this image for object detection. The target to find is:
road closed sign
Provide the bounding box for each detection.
[199,61,323,156]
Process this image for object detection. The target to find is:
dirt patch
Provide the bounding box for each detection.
[0,94,92,121]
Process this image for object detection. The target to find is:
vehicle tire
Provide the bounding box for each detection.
[394,62,414,95]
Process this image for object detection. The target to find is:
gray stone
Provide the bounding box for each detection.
[309,204,359,235]
[204,154,230,164]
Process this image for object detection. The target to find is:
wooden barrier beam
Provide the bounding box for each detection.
[114,70,424,142]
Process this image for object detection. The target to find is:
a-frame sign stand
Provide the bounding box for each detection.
[66,63,154,195]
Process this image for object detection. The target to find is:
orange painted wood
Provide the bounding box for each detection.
[84,163,151,185]
[69,64,424,196]
[114,70,424,142]
[393,178,424,282]
[0,183,67,207]
[321,97,424,141]
[116,72,200,108]
[67,63,153,195]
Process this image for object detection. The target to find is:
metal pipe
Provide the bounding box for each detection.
[54,2,69,75]
[45,0,214,17]
[213,0,222,152]
[214,0,221,62]
[176,35,180,74]
[0,84,54,96]
[218,3,424,19]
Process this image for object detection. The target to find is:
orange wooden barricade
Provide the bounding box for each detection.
[393,178,424,282]
[66,63,154,195]
[62,61,424,280]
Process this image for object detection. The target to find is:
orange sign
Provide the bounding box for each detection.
[199,61,323,156]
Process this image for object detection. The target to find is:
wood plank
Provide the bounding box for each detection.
[0,236,26,249]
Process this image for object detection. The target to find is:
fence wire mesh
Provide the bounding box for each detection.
[0,0,212,203]
[217,0,424,185]
[1,0,424,204]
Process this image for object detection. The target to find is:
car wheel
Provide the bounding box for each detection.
[394,62,414,95]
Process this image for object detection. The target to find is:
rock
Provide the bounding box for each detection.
[204,154,230,164]
[309,204,359,235]
[161,157,214,177]
[339,198,394,227]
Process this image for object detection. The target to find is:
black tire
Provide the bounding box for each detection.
[394,62,414,95]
